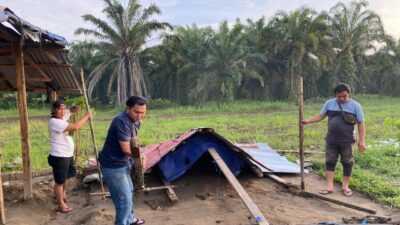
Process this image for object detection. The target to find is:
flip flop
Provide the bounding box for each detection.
[343,189,353,197]
[319,189,333,195]
[56,207,73,213]
[131,218,145,225]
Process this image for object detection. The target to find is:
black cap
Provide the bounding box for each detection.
[51,100,65,110]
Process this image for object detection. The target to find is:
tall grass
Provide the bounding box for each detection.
[0,95,399,207]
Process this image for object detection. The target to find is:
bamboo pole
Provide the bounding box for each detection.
[298,76,305,190]
[79,68,105,198]
[14,45,33,199]
[0,149,5,224]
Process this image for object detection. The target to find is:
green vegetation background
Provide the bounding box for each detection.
[0,95,399,207]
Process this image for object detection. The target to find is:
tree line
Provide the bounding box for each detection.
[69,0,400,106]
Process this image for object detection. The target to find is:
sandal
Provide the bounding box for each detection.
[343,189,353,197]
[131,218,145,225]
[56,207,73,213]
[319,189,333,195]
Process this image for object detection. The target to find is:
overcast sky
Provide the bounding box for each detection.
[2,0,400,44]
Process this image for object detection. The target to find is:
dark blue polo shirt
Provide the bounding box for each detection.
[99,112,141,168]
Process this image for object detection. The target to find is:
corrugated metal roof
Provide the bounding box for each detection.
[141,128,203,171]
[235,143,308,174]
[0,6,81,93]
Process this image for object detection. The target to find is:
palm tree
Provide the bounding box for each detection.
[322,0,385,90]
[75,0,171,105]
[367,36,400,96]
[266,7,333,99]
[190,20,264,103]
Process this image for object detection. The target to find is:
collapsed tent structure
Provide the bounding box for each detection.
[141,127,303,182]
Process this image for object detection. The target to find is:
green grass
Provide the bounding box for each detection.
[0,94,399,208]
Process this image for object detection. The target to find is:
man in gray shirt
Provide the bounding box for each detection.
[303,84,366,197]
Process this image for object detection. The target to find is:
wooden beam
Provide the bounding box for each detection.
[162,178,178,203]
[14,45,33,200]
[23,53,52,81]
[25,47,68,53]
[2,168,52,182]
[298,76,305,190]
[0,72,14,89]
[42,50,64,64]
[0,88,48,93]
[208,148,269,225]
[0,63,71,68]
[0,77,51,82]
[300,191,377,214]
[131,136,145,189]
[0,29,18,43]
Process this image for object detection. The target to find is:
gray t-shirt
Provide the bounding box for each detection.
[320,98,364,143]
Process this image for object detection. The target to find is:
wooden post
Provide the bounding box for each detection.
[79,69,105,198]
[15,45,33,200]
[50,90,58,102]
[0,148,5,224]
[208,148,269,225]
[298,76,305,190]
[162,178,178,203]
[130,136,145,189]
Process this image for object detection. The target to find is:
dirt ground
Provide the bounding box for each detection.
[3,165,399,225]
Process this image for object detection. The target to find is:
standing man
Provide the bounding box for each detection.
[99,96,147,225]
[48,100,91,213]
[303,84,365,197]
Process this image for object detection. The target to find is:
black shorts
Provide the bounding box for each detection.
[48,155,76,184]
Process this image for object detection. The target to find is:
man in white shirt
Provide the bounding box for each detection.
[48,100,91,213]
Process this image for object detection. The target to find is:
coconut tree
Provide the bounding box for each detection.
[75,0,171,105]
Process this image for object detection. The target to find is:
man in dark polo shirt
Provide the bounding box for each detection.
[303,84,365,197]
[99,96,147,225]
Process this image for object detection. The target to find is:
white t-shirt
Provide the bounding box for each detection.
[48,110,74,157]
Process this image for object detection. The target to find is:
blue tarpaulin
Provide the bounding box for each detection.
[157,134,245,182]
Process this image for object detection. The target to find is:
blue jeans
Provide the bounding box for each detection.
[102,166,135,225]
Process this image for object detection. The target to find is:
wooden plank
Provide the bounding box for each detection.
[0,63,71,68]
[275,149,323,155]
[130,136,145,189]
[14,45,33,200]
[0,88,48,93]
[0,77,51,82]
[298,76,305,190]
[90,192,110,197]
[300,191,377,214]
[162,178,178,203]
[2,168,52,181]
[23,53,52,80]
[208,148,269,225]
[249,165,264,178]
[0,150,6,224]
[42,50,64,64]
